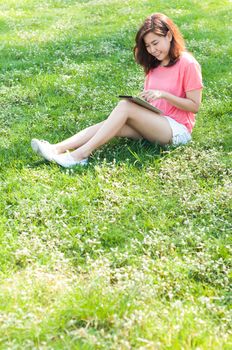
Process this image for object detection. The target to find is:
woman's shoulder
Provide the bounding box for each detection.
[178,51,200,67]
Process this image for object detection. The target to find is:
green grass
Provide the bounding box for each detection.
[0,0,231,349]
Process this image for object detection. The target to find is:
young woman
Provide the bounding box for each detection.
[31,13,203,168]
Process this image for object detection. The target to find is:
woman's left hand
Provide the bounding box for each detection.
[139,90,164,102]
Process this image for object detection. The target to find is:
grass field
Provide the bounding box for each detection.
[0,0,231,349]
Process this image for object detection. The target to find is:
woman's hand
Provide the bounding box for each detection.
[139,89,202,113]
[139,90,164,102]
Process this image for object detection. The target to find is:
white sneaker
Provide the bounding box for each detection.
[31,139,56,161]
[53,153,88,168]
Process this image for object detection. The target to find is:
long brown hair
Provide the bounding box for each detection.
[134,13,185,74]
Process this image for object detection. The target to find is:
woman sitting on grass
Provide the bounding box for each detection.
[31,13,203,168]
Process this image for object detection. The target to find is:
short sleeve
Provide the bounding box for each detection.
[183,61,203,92]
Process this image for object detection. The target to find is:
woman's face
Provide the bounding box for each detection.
[143,31,172,66]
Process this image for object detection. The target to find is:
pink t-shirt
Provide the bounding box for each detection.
[144,52,203,133]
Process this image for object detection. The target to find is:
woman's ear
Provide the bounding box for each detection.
[167,30,173,42]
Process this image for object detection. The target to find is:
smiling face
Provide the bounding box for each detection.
[143,31,172,66]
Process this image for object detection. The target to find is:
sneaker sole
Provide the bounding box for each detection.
[53,155,88,168]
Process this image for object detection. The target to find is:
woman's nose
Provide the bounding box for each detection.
[151,48,158,54]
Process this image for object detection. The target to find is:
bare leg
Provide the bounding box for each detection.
[69,100,172,161]
[54,121,142,154]
[54,122,103,154]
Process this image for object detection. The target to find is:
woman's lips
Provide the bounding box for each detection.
[152,52,162,59]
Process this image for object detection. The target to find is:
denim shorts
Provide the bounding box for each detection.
[164,116,192,146]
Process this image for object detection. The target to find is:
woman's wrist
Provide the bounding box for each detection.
[161,91,168,99]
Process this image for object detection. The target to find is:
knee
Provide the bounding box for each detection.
[117,99,133,112]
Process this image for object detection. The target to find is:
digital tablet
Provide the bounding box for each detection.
[118,95,163,115]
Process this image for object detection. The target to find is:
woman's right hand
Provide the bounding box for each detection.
[139,90,163,102]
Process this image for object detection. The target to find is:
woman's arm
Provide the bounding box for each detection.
[140,89,202,113]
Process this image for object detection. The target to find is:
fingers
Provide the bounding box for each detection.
[139,91,148,99]
[139,91,152,101]
[139,90,162,102]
